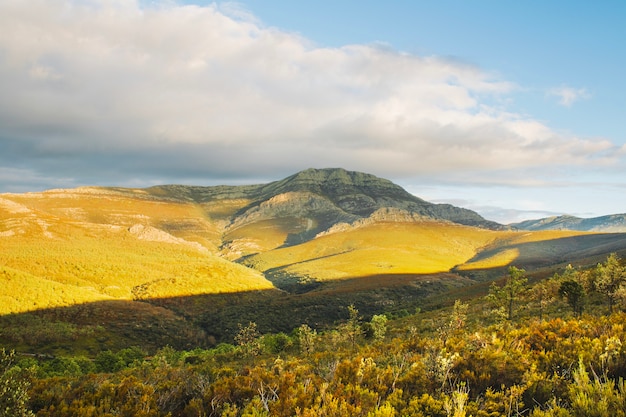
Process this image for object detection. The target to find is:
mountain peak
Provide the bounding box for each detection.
[288,168,390,185]
[223,168,503,234]
[264,168,423,205]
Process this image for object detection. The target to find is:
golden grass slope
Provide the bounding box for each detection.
[245,220,626,283]
[2,185,626,316]
[0,265,110,314]
[245,220,503,280]
[0,190,274,314]
[6,187,226,251]
[457,230,626,271]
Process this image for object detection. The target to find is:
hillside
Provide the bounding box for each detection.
[2,168,626,351]
[149,168,504,258]
[511,213,626,232]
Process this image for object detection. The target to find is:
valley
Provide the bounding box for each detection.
[3,169,626,416]
[2,168,626,353]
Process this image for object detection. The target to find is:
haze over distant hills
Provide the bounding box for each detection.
[511,214,626,233]
[2,167,626,350]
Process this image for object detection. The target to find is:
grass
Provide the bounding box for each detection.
[245,221,504,281]
[0,190,274,315]
[222,218,309,259]
[3,185,626,351]
[458,230,626,272]
[0,265,110,314]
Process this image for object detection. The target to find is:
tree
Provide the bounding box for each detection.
[369,314,388,342]
[559,280,585,317]
[95,350,124,373]
[487,266,528,321]
[594,253,626,313]
[530,279,558,322]
[297,324,317,355]
[439,300,468,346]
[339,305,363,350]
[235,321,262,356]
[0,349,34,417]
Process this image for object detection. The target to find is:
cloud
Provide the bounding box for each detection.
[547,86,591,107]
[0,0,622,192]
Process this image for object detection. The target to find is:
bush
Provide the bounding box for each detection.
[0,348,34,417]
[94,350,124,373]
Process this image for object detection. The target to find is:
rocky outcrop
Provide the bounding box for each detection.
[128,224,208,252]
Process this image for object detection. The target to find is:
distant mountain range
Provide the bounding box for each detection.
[511,214,626,233]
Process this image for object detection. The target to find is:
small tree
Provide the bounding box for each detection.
[94,350,124,373]
[235,322,262,357]
[439,300,468,346]
[0,349,34,417]
[559,280,585,317]
[487,266,528,321]
[339,305,363,350]
[297,324,317,355]
[530,279,558,322]
[594,253,626,313]
[369,314,388,342]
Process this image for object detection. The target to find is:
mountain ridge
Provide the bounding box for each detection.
[148,168,504,235]
[512,213,626,232]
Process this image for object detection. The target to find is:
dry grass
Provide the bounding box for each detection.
[2,187,623,317]
[456,230,621,271]
[0,190,274,314]
[246,221,503,280]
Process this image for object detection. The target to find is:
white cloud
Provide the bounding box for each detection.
[547,86,591,107]
[0,0,621,192]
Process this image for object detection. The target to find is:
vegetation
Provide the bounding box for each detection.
[3,177,626,416]
[0,255,622,416]
[487,266,528,321]
[594,252,626,313]
[0,349,33,417]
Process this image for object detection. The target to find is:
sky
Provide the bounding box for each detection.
[1,0,625,224]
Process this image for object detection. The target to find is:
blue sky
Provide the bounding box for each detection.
[1,0,625,223]
[236,0,625,138]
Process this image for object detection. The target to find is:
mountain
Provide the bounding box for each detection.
[3,167,626,352]
[511,214,626,232]
[152,167,503,230]
[144,168,504,259]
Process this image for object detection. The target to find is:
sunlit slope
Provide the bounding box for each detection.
[458,230,626,271]
[0,265,111,314]
[0,192,274,314]
[222,218,312,259]
[244,222,626,287]
[244,221,503,282]
[5,188,226,251]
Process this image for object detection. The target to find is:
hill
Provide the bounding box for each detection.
[511,213,626,232]
[2,168,626,351]
[147,168,504,258]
